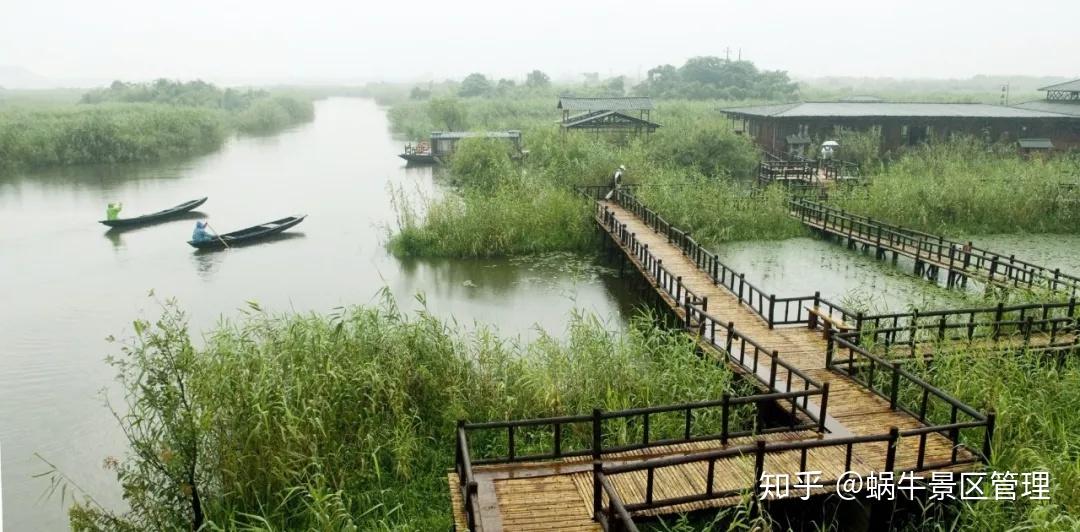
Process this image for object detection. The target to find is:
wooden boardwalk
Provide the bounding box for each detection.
[448,192,1004,531]
[791,199,1080,295]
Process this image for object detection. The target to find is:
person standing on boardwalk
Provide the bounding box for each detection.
[604,165,626,200]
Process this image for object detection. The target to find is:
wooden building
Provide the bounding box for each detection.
[557,96,660,135]
[1013,80,1080,117]
[399,130,523,164]
[721,101,1080,155]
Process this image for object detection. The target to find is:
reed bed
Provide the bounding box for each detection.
[67,298,742,530]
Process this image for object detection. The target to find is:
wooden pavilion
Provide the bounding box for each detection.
[557,97,660,137]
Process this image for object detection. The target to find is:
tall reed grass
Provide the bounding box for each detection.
[833,139,1080,235]
[67,297,741,530]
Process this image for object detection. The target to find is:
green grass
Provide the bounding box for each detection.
[0,104,227,171]
[831,139,1080,235]
[384,97,772,259]
[909,348,1080,530]
[0,82,315,172]
[65,296,741,530]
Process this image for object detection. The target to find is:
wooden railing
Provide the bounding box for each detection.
[603,190,861,330]
[460,388,827,466]
[592,430,901,526]
[791,199,1080,296]
[843,309,1077,358]
[826,333,995,470]
[821,159,860,180]
[454,425,480,531]
[759,159,818,185]
[598,195,834,406]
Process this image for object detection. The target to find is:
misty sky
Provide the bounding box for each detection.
[3,0,1078,84]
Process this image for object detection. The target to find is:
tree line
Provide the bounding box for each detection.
[417,57,798,101]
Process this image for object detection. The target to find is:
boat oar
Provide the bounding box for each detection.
[205,222,230,249]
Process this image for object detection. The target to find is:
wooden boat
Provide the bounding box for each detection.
[99,197,208,227]
[398,153,438,165]
[187,215,307,249]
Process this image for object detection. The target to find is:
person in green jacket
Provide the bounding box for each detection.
[106,202,123,220]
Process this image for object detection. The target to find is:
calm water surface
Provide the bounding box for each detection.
[0,98,635,530]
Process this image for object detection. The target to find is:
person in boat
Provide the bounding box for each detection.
[106,202,123,220]
[192,221,215,243]
[604,165,625,200]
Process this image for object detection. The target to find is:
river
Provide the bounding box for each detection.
[0,98,635,530]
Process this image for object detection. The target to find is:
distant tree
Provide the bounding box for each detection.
[495,79,517,96]
[427,97,468,131]
[525,70,551,89]
[409,86,431,100]
[582,72,600,85]
[603,76,625,95]
[632,58,797,101]
[458,73,492,98]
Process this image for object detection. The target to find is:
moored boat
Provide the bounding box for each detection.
[188,215,307,249]
[99,197,208,227]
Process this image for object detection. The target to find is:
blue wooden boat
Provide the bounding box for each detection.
[188,215,306,249]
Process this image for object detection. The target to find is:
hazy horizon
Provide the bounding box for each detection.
[2,0,1078,88]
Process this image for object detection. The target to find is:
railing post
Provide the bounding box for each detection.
[738,273,745,303]
[769,352,779,389]
[768,294,776,329]
[592,460,602,521]
[825,329,835,367]
[982,411,996,463]
[753,440,767,500]
[721,392,731,445]
[885,426,899,472]
[889,362,900,410]
[456,420,465,472]
[818,382,830,432]
[592,408,602,460]
[993,302,1005,339]
[467,481,478,530]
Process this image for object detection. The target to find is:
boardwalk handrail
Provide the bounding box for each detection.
[593,430,901,520]
[593,465,640,532]
[601,189,993,459]
[791,198,1080,295]
[454,424,481,531]
[856,299,1077,338]
[599,198,828,406]
[827,332,995,469]
[602,190,861,329]
[459,387,827,466]
[841,314,1077,357]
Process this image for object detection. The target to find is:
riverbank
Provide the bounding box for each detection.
[0,81,315,172]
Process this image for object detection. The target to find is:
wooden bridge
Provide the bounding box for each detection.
[791,199,1080,295]
[448,189,1077,531]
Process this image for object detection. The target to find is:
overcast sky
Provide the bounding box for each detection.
[3,0,1078,85]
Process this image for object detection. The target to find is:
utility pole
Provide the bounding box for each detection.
[724,47,731,61]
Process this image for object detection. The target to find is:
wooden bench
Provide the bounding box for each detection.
[806,306,854,338]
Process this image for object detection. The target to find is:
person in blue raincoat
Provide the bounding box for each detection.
[192,221,215,243]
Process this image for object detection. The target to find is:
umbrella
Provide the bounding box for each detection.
[822,140,840,147]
